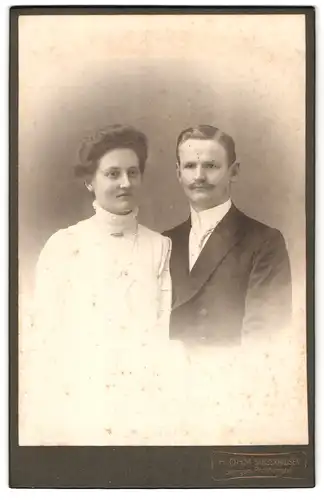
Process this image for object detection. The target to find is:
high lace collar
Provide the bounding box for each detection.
[92,201,138,236]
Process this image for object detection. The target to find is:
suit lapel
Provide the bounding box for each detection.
[173,205,246,309]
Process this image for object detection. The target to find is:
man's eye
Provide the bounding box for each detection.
[204,162,218,169]
[184,163,196,169]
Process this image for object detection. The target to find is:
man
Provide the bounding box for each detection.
[164,125,292,345]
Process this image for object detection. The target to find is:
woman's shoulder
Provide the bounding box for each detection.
[137,225,172,270]
[138,224,171,246]
[39,218,92,257]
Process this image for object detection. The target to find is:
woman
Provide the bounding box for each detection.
[20,125,185,445]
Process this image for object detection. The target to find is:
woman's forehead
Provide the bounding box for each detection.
[98,148,140,169]
[179,139,227,161]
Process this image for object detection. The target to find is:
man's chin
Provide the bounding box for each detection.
[189,192,214,204]
[188,194,224,211]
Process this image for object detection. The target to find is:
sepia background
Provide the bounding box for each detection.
[18,14,308,445]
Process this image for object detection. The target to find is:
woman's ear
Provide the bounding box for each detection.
[84,180,93,192]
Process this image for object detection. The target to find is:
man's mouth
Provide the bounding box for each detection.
[190,185,213,191]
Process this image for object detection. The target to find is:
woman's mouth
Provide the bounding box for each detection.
[117,193,132,198]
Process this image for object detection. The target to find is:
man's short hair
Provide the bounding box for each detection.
[176,125,236,165]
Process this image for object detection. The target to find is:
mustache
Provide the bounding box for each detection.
[189,182,214,190]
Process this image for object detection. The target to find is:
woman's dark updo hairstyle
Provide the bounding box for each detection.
[74,124,148,178]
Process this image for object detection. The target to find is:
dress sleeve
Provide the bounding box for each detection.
[34,232,63,327]
[19,230,68,445]
[155,236,172,339]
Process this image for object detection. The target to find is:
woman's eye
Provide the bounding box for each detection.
[128,168,139,177]
[105,170,119,178]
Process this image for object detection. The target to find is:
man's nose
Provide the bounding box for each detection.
[120,174,131,188]
[194,164,205,180]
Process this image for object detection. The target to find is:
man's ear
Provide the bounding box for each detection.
[229,161,240,182]
[176,162,181,181]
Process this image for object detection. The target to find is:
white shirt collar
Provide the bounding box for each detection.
[190,199,232,235]
[92,200,139,236]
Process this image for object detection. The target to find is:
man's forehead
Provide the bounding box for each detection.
[179,139,226,159]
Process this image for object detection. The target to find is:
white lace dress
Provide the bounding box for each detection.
[19,206,186,445]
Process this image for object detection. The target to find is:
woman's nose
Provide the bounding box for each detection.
[120,174,131,188]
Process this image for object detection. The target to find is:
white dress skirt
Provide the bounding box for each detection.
[19,208,187,445]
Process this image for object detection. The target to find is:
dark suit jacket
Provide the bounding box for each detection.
[164,204,292,346]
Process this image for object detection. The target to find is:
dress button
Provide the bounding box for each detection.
[199,308,208,316]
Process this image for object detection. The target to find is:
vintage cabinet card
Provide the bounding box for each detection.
[9,6,315,488]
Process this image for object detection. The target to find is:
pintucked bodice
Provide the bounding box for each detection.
[19,213,180,445]
[33,213,172,344]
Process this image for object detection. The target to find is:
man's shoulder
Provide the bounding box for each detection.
[234,208,287,255]
[163,219,190,239]
[236,208,283,237]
